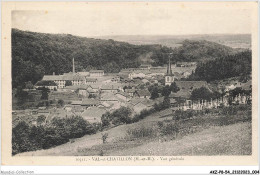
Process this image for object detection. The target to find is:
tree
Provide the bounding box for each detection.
[162,85,171,97]
[37,115,46,125]
[65,80,72,87]
[162,96,171,108]
[57,99,65,107]
[170,82,180,93]
[150,88,159,99]
[25,81,34,89]
[40,87,49,100]
[190,87,213,101]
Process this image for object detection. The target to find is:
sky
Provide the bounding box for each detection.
[12,3,252,37]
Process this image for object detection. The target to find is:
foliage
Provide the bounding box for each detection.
[162,85,171,97]
[12,116,97,155]
[101,107,132,127]
[126,126,156,139]
[188,50,252,82]
[40,87,50,100]
[25,81,34,89]
[57,99,65,107]
[12,29,239,88]
[65,80,72,86]
[190,87,215,101]
[170,82,180,93]
[37,115,46,125]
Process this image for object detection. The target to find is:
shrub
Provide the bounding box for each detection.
[126,126,156,139]
[160,122,179,136]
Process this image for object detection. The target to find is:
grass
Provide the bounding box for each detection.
[109,122,252,156]
[16,105,252,156]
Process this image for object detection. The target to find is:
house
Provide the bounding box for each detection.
[77,84,89,97]
[71,101,82,106]
[169,89,191,99]
[89,70,104,77]
[81,98,99,108]
[142,79,149,84]
[101,83,123,93]
[128,72,146,79]
[85,78,98,84]
[42,75,65,88]
[100,93,119,102]
[134,89,151,99]
[115,92,130,102]
[88,83,102,93]
[78,72,90,77]
[81,107,107,123]
[176,62,197,67]
[125,89,135,97]
[35,80,58,90]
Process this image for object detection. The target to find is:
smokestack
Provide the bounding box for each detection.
[73,58,75,74]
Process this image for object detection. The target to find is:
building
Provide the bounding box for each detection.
[176,62,197,67]
[35,80,58,90]
[81,98,99,108]
[165,58,174,86]
[134,89,151,99]
[101,83,123,93]
[89,70,104,77]
[85,78,98,84]
[81,107,107,123]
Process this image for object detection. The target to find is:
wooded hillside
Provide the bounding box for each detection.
[12,29,240,88]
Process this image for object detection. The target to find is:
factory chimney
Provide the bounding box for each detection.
[73,58,75,74]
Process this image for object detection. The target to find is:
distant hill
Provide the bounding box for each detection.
[12,29,242,88]
[98,34,251,49]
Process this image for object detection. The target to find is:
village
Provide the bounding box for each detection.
[12,57,252,127]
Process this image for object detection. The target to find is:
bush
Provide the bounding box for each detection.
[12,116,97,155]
[126,126,156,139]
[160,122,180,136]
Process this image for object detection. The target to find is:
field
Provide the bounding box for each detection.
[16,105,252,156]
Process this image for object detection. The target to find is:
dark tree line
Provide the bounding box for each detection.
[188,50,252,82]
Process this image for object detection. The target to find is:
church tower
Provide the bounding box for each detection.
[165,58,174,86]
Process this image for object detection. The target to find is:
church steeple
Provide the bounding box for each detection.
[165,56,174,86]
[166,58,172,75]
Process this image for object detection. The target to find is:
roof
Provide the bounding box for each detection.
[35,80,57,86]
[101,93,119,101]
[115,91,129,98]
[71,101,82,105]
[170,98,177,104]
[85,78,97,82]
[63,85,79,90]
[77,72,90,76]
[101,83,122,90]
[89,70,104,73]
[125,89,136,93]
[42,75,63,81]
[135,89,151,97]
[81,98,99,106]
[43,74,85,81]
[88,83,102,89]
[81,107,107,120]
[169,90,191,99]
[175,81,208,91]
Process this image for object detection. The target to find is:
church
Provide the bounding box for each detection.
[165,58,174,86]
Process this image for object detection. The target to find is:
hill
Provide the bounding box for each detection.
[98,34,251,49]
[12,29,240,88]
